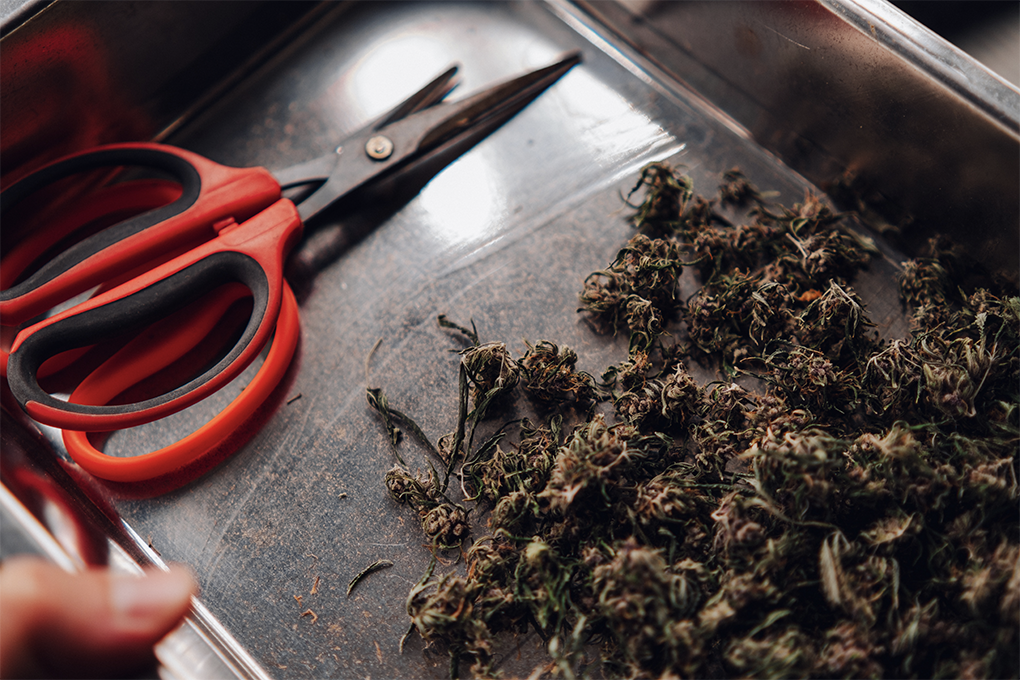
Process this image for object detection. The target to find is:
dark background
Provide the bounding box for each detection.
[894,0,1019,86]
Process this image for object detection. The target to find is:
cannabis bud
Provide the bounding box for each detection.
[519,340,595,408]
[461,341,520,404]
[421,503,470,549]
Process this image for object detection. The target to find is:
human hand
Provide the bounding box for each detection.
[0,557,198,678]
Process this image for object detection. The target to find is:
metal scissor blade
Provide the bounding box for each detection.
[414,51,581,154]
[294,51,581,223]
[273,154,337,191]
[273,66,460,190]
[375,65,460,130]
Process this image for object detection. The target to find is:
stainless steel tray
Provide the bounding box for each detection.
[2,2,1017,678]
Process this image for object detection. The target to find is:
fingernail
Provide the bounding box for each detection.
[110,566,196,628]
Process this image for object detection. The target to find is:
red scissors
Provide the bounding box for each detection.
[1,53,580,483]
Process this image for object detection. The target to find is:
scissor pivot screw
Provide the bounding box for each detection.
[365,135,394,160]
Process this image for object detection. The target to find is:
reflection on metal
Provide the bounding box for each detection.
[364,134,395,160]
[0,2,326,182]
[418,152,508,248]
[349,34,459,120]
[569,0,1020,282]
[156,599,273,680]
[2,0,1016,677]
[554,66,671,167]
[416,65,673,250]
[0,410,270,680]
[0,484,77,571]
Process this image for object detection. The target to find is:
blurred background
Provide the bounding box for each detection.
[893,0,1019,86]
[2,1,1017,87]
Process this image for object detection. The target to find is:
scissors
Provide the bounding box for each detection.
[0,52,581,483]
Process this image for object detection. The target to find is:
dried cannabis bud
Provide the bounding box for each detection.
[579,234,687,350]
[625,161,694,236]
[385,466,470,550]
[370,162,1019,679]
[519,341,595,409]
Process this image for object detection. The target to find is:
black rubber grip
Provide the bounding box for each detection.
[6,251,270,420]
[0,147,201,302]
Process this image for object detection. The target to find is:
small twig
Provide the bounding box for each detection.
[347,559,394,598]
[365,336,384,384]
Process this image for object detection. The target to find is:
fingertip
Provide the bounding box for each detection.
[0,558,200,679]
[109,564,198,638]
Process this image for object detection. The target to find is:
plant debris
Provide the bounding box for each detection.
[347,559,395,598]
[370,162,1019,678]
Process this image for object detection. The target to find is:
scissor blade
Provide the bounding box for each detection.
[273,66,460,191]
[295,52,581,223]
[273,154,338,191]
[375,66,460,131]
[415,52,581,154]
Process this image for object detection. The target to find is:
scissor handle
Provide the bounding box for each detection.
[6,199,303,431]
[0,142,281,325]
[62,281,301,484]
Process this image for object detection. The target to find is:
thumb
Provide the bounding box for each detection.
[0,556,198,679]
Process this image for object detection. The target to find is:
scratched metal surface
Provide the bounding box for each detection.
[88,1,908,677]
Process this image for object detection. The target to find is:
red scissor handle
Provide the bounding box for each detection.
[61,282,301,483]
[6,198,302,431]
[0,142,300,432]
[0,178,183,292]
[0,142,281,325]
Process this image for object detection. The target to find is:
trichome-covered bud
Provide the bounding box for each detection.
[461,341,520,403]
[421,503,470,550]
[625,161,694,236]
[539,415,638,513]
[519,340,596,409]
[718,168,763,207]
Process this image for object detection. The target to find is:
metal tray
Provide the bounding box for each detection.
[2,2,1017,678]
